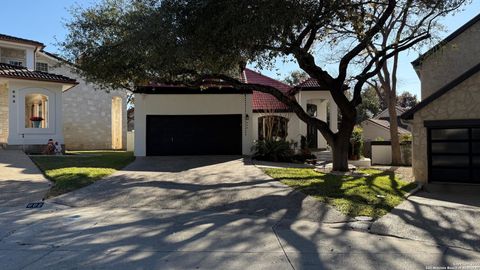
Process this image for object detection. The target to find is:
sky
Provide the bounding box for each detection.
[0,0,479,97]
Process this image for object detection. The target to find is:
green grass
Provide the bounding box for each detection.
[264,168,417,218]
[31,151,135,197]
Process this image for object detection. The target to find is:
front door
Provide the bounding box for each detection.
[307,104,318,149]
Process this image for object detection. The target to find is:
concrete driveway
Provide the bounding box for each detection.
[52,156,348,224]
[371,184,480,251]
[1,156,479,269]
[0,150,50,206]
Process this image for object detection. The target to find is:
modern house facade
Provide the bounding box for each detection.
[0,33,127,152]
[134,69,338,156]
[402,13,480,184]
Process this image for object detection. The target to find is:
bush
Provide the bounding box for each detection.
[349,126,363,160]
[252,139,294,162]
[400,133,412,143]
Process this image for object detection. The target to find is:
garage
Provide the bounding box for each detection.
[146,114,243,156]
[427,120,480,183]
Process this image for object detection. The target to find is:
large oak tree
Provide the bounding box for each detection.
[63,0,467,171]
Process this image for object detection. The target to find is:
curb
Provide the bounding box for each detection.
[403,182,423,198]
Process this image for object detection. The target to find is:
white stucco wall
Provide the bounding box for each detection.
[134,93,253,156]
[6,80,64,145]
[295,90,338,149]
[372,145,392,165]
[361,121,391,141]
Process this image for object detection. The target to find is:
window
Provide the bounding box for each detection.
[258,116,288,140]
[25,94,48,128]
[36,62,48,72]
[9,60,23,67]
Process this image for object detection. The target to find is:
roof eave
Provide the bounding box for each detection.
[401,61,480,120]
[411,13,480,67]
[0,75,77,85]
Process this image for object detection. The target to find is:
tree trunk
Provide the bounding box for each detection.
[388,96,402,165]
[330,117,355,171]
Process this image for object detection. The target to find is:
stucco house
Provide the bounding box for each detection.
[401,13,480,184]
[361,106,411,142]
[0,33,127,152]
[134,69,338,156]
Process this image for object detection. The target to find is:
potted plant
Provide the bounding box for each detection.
[30,116,44,128]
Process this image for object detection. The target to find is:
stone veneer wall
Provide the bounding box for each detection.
[411,71,480,184]
[418,20,480,99]
[37,54,128,150]
[0,83,8,143]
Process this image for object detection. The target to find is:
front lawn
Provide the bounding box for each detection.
[264,168,417,218]
[31,151,135,197]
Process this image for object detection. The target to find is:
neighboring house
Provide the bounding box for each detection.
[402,13,480,184]
[0,33,127,152]
[133,68,339,156]
[361,106,411,142]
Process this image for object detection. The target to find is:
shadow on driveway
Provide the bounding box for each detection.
[371,184,480,251]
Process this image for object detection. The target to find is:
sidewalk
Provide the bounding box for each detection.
[0,204,479,270]
[0,150,51,207]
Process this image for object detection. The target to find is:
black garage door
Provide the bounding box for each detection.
[146,115,242,156]
[428,122,480,183]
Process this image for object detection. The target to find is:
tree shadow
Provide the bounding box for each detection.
[2,157,477,268]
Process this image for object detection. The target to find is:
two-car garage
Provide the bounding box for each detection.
[146,114,243,155]
[134,87,253,157]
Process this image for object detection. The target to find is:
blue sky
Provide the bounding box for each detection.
[0,0,478,97]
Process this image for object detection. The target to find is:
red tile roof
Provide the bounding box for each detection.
[0,33,44,48]
[0,63,77,84]
[242,69,293,111]
[294,78,328,89]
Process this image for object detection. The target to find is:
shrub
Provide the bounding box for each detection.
[252,139,294,162]
[349,126,363,160]
[400,133,412,143]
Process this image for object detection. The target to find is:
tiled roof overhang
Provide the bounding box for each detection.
[0,63,77,84]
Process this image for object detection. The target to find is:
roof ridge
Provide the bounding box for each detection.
[244,68,292,89]
[0,33,45,47]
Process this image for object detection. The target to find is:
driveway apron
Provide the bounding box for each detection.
[52,156,349,224]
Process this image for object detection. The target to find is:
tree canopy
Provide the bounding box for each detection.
[63,0,469,170]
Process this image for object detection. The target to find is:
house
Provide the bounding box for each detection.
[133,69,338,156]
[401,13,480,184]
[0,33,127,152]
[361,106,411,142]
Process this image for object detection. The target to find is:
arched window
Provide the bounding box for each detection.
[25,93,48,128]
[258,116,288,140]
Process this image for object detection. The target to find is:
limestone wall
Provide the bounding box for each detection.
[0,83,8,143]
[418,20,480,99]
[411,71,480,183]
[36,54,128,150]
